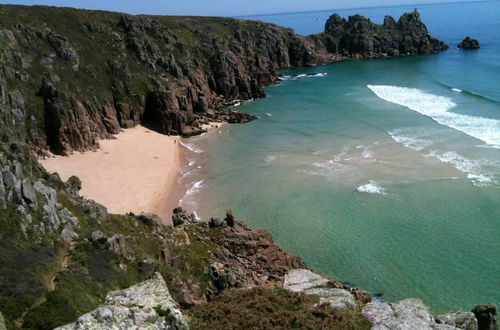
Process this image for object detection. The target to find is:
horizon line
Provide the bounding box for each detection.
[236,0,494,18]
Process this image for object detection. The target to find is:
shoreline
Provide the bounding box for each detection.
[40,125,182,223]
[39,123,225,224]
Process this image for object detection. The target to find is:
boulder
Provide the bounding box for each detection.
[171,207,192,226]
[82,200,108,220]
[362,299,462,329]
[458,37,480,50]
[21,179,37,207]
[65,175,82,196]
[472,304,497,330]
[54,272,188,330]
[284,269,330,292]
[224,209,235,227]
[208,217,222,228]
[139,212,163,227]
[61,223,79,242]
[436,310,478,330]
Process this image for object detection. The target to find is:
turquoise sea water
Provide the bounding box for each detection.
[180,1,500,312]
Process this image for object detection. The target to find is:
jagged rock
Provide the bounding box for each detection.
[458,37,480,50]
[59,207,78,226]
[34,180,60,230]
[108,234,133,259]
[55,272,188,330]
[224,209,235,227]
[210,262,238,293]
[47,34,80,71]
[227,111,257,124]
[208,217,222,228]
[436,310,478,330]
[139,212,163,227]
[363,299,461,329]
[139,259,156,278]
[21,179,36,207]
[65,175,82,196]
[171,207,193,226]
[61,223,79,242]
[90,230,108,247]
[472,304,497,330]
[82,199,107,220]
[1,169,16,187]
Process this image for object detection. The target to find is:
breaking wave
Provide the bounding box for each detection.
[356,181,388,195]
[367,85,500,149]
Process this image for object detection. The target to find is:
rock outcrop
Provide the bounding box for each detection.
[322,9,448,58]
[362,299,465,329]
[472,304,498,330]
[458,37,480,49]
[0,5,447,156]
[55,272,188,330]
[284,269,357,309]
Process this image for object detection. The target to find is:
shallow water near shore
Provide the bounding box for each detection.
[180,1,500,312]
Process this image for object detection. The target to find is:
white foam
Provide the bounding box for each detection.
[357,181,388,195]
[451,88,462,93]
[279,73,327,81]
[266,113,273,117]
[179,180,204,204]
[179,141,204,154]
[188,160,196,167]
[265,155,277,163]
[388,131,432,151]
[427,150,496,185]
[367,85,500,148]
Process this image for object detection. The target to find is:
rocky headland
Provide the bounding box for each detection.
[0,4,497,330]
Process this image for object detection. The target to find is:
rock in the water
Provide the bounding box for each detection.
[472,304,497,330]
[227,111,257,124]
[55,272,189,330]
[363,299,462,329]
[458,37,480,49]
[436,310,478,330]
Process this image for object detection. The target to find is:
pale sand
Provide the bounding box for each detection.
[39,125,181,222]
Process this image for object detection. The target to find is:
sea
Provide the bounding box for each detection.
[179,1,500,312]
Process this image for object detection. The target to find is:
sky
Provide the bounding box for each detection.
[0,0,488,16]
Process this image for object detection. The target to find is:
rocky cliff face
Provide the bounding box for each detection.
[0,5,447,155]
[321,9,448,58]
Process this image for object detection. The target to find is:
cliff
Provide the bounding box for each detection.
[0,5,447,156]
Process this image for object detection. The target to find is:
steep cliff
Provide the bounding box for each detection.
[0,5,447,155]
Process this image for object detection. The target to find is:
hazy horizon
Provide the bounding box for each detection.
[0,0,492,16]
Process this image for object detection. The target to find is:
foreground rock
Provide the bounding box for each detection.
[284,269,357,309]
[362,299,478,330]
[472,304,498,330]
[458,37,480,49]
[55,272,188,330]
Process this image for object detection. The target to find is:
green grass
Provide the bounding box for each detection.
[188,287,371,330]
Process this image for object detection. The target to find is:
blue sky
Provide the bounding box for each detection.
[1,0,488,16]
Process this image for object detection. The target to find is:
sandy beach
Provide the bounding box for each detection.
[40,125,182,222]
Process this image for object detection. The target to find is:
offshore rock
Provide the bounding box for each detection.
[55,272,189,330]
[458,37,480,49]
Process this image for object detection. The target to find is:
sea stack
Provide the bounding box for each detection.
[458,36,480,49]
